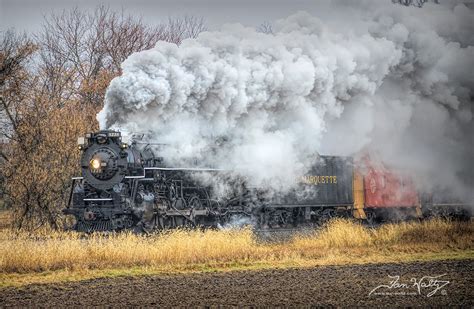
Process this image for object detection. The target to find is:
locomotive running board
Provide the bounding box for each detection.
[124,167,225,179]
[162,209,210,216]
[265,204,352,208]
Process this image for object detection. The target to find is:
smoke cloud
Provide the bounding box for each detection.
[98,1,474,199]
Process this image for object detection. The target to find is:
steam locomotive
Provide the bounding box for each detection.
[63,130,470,232]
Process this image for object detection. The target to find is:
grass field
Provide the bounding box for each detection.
[0,208,11,230]
[0,218,473,287]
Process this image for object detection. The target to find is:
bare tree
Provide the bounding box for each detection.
[0,30,37,156]
[392,0,439,7]
[164,15,207,44]
[0,30,78,229]
[0,30,38,211]
[0,8,207,230]
[37,6,206,107]
[256,21,274,35]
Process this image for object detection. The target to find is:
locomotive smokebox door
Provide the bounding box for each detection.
[80,131,128,190]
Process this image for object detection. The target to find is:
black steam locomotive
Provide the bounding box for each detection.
[64,130,355,232]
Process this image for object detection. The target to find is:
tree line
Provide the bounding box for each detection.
[0,6,206,229]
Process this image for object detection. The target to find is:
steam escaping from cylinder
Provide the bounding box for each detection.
[98,1,474,200]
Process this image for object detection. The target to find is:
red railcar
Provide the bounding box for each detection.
[363,162,419,208]
[354,155,421,221]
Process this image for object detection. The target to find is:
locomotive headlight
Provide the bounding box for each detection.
[90,158,101,170]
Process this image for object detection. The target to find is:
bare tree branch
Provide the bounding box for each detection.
[256,21,273,35]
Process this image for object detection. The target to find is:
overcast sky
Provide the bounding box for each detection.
[0,0,325,32]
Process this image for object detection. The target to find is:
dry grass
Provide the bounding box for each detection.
[0,219,472,278]
[0,209,12,230]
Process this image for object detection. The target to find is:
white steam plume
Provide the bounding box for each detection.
[98,1,474,199]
